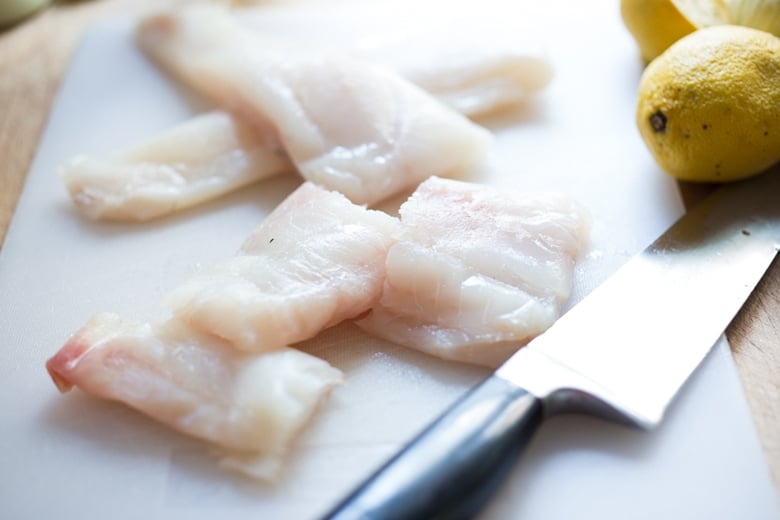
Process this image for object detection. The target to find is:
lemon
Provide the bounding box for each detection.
[621,0,731,61]
[636,25,780,183]
[727,0,780,36]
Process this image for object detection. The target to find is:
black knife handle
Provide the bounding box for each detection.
[321,375,544,520]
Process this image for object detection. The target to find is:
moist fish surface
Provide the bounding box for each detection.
[164,182,399,353]
[61,49,546,221]
[136,5,491,206]
[358,35,552,118]
[60,111,293,221]
[61,5,551,223]
[357,176,590,368]
[46,312,343,482]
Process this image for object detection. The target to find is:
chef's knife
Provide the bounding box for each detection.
[322,166,780,520]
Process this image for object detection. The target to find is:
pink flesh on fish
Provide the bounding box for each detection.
[164,182,399,353]
[46,312,343,481]
[60,111,293,221]
[136,5,491,206]
[357,176,590,368]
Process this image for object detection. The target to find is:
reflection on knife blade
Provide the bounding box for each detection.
[322,166,780,520]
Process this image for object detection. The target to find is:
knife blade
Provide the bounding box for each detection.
[321,166,780,520]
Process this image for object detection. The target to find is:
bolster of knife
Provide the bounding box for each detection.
[321,375,544,520]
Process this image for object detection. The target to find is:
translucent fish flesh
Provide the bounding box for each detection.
[62,6,552,223]
[136,5,491,206]
[359,37,552,118]
[46,312,343,482]
[357,176,590,368]
[164,181,399,352]
[60,111,292,221]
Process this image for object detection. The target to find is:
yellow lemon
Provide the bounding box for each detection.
[636,25,780,182]
[728,0,780,36]
[620,0,731,61]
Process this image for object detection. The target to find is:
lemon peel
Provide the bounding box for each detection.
[727,0,780,36]
[621,0,731,61]
[636,25,780,183]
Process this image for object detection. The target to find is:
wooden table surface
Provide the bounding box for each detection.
[1,0,778,498]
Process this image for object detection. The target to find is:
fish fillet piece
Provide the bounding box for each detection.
[357,176,590,368]
[358,38,552,118]
[61,6,543,223]
[61,48,545,223]
[221,5,552,118]
[164,182,399,353]
[46,312,343,482]
[136,5,491,205]
[397,49,551,117]
[60,111,292,221]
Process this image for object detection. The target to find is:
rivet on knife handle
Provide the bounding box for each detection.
[321,375,543,520]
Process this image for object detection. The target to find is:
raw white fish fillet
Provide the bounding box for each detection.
[60,111,293,221]
[46,312,342,482]
[235,4,552,118]
[164,182,399,353]
[359,39,552,118]
[61,6,550,223]
[357,177,590,368]
[60,40,546,220]
[136,5,491,206]
[60,43,534,221]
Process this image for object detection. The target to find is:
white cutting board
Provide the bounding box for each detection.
[0,1,777,518]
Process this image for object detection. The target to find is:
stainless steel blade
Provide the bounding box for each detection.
[497,167,780,428]
[323,168,780,520]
